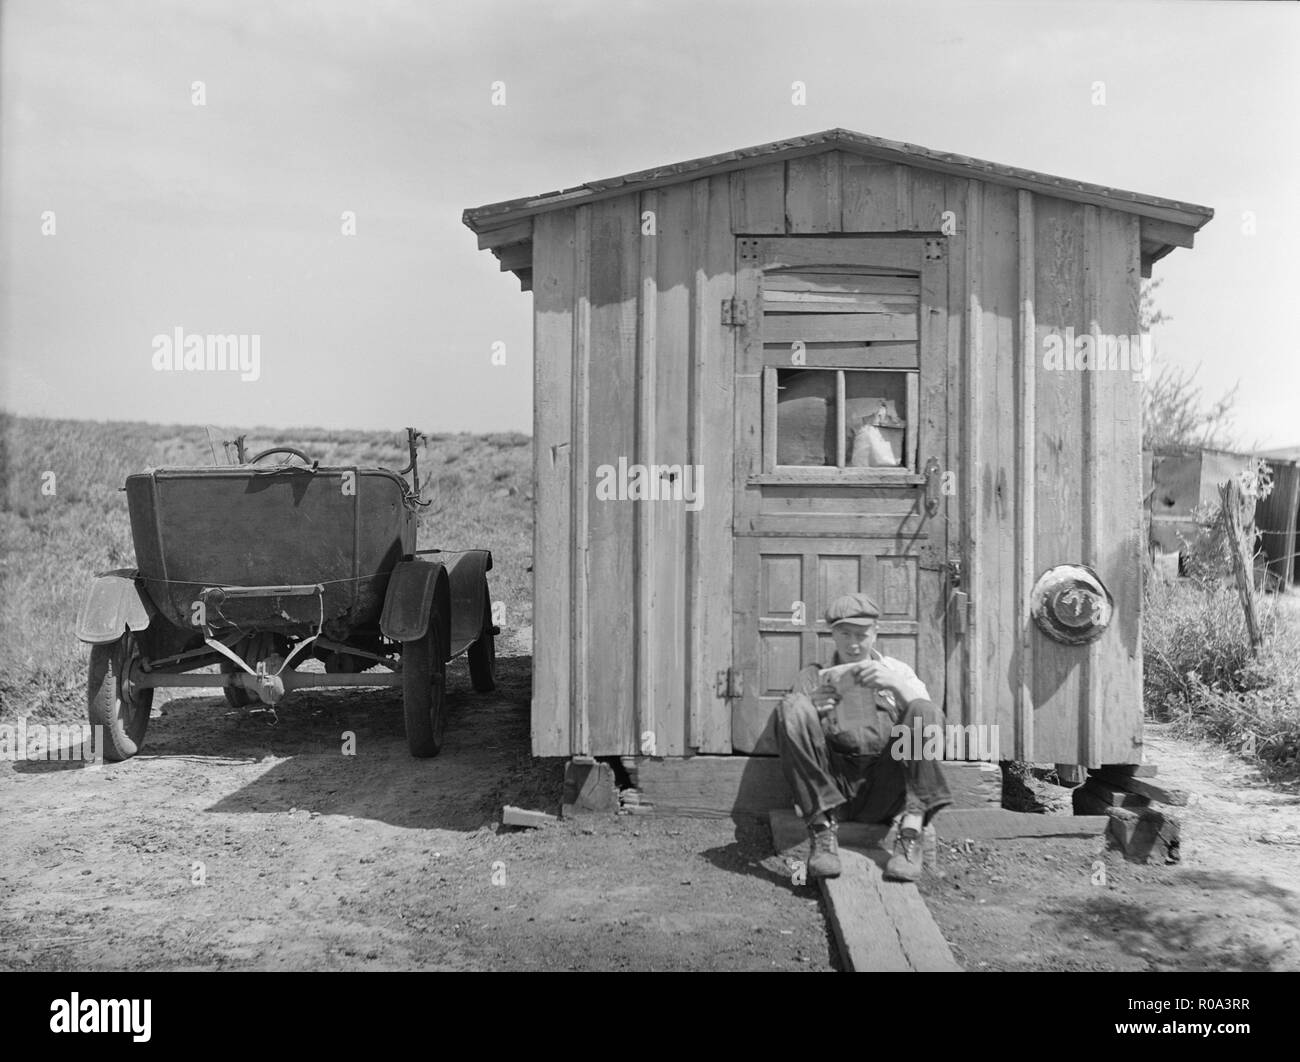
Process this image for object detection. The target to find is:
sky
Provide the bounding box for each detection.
[1,0,1297,447]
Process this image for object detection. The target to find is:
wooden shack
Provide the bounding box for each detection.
[1143,447,1258,556]
[463,129,1212,777]
[1258,449,1300,589]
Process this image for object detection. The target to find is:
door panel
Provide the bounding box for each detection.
[731,236,951,754]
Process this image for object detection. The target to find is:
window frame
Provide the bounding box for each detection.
[758,364,923,485]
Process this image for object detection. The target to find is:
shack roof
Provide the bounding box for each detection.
[464,128,1214,286]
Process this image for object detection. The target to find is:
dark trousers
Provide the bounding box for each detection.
[775,693,953,827]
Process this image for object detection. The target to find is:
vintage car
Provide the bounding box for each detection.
[75,429,496,761]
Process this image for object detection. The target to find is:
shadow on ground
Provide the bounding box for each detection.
[123,655,565,832]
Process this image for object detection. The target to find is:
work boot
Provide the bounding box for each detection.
[884,825,924,882]
[807,819,841,879]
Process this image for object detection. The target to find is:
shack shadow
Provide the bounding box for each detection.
[1045,867,1300,971]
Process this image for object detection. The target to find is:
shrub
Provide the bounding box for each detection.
[1144,577,1300,772]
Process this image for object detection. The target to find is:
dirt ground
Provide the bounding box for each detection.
[0,646,835,972]
[2,644,1298,971]
[920,724,1300,971]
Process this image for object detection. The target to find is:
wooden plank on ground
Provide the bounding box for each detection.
[936,808,1110,841]
[1078,779,1149,809]
[502,805,557,828]
[769,809,961,972]
[1096,773,1188,807]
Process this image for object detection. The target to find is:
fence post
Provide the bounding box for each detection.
[1218,479,1263,651]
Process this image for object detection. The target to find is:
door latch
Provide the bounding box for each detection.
[922,457,942,516]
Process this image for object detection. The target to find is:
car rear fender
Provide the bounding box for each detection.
[443,550,493,659]
[76,569,152,644]
[381,560,449,657]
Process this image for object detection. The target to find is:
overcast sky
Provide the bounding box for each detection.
[2,0,1296,447]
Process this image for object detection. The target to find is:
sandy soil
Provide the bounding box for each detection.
[0,650,834,972]
[2,647,1297,971]
[920,724,1300,971]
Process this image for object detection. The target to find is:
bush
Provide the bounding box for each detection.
[1144,578,1300,771]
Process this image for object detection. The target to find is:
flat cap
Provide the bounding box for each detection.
[824,592,881,626]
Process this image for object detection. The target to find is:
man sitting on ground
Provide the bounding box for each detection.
[774,592,952,881]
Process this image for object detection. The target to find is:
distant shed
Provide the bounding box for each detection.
[1258,447,1300,589]
[464,128,1213,771]
[1143,447,1258,556]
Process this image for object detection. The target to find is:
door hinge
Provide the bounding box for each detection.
[721,298,745,327]
[715,668,744,699]
[924,238,945,261]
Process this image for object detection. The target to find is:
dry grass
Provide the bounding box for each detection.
[1143,575,1300,777]
[0,413,532,721]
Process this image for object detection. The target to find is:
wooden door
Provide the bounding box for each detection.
[731,236,952,754]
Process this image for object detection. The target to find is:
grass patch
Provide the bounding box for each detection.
[1143,576,1300,777]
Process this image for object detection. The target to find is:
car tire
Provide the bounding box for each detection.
[402,609,446,758]
[221,660,253,707]
[467,593,496,694]
[88,630,154,762]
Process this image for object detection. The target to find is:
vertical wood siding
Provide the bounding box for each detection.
[529,150,1145,764]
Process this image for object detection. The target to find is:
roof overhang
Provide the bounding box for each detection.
[464,128,1214,290]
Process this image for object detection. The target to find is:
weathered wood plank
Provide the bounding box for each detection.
[1096,773,1188,806]
[1079,778,1150,808]
[730,162,785,234]
[637,190,659,759]
[632,755,791,816]
[691,175,735,752]
[569,205,592,755]
[977,183,1020,759]
[762,313,917,343]
[1083,205,1104,768]
[476,217,533,250]
[1093,207,1144,765]
[769,810,962,972]
[496,243,532,272]
[584,197,639,754]
[761,342,918,369]
[1016,190,1036,761]
[918,244,949,712]
[763,290,918,313]
[944,761,1002,808]
[786,154,839,233]
[840,157,903,231]
[760,236,920,272]
[1031,195,1087,763]
[944,176,968,726]
[936,808,1111,840]
[908,169,948,233]
[502,805,557,827]
[963,180,984,733]
[651,183,694,756]
[531,208,576,756]
[764,273,919,295]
